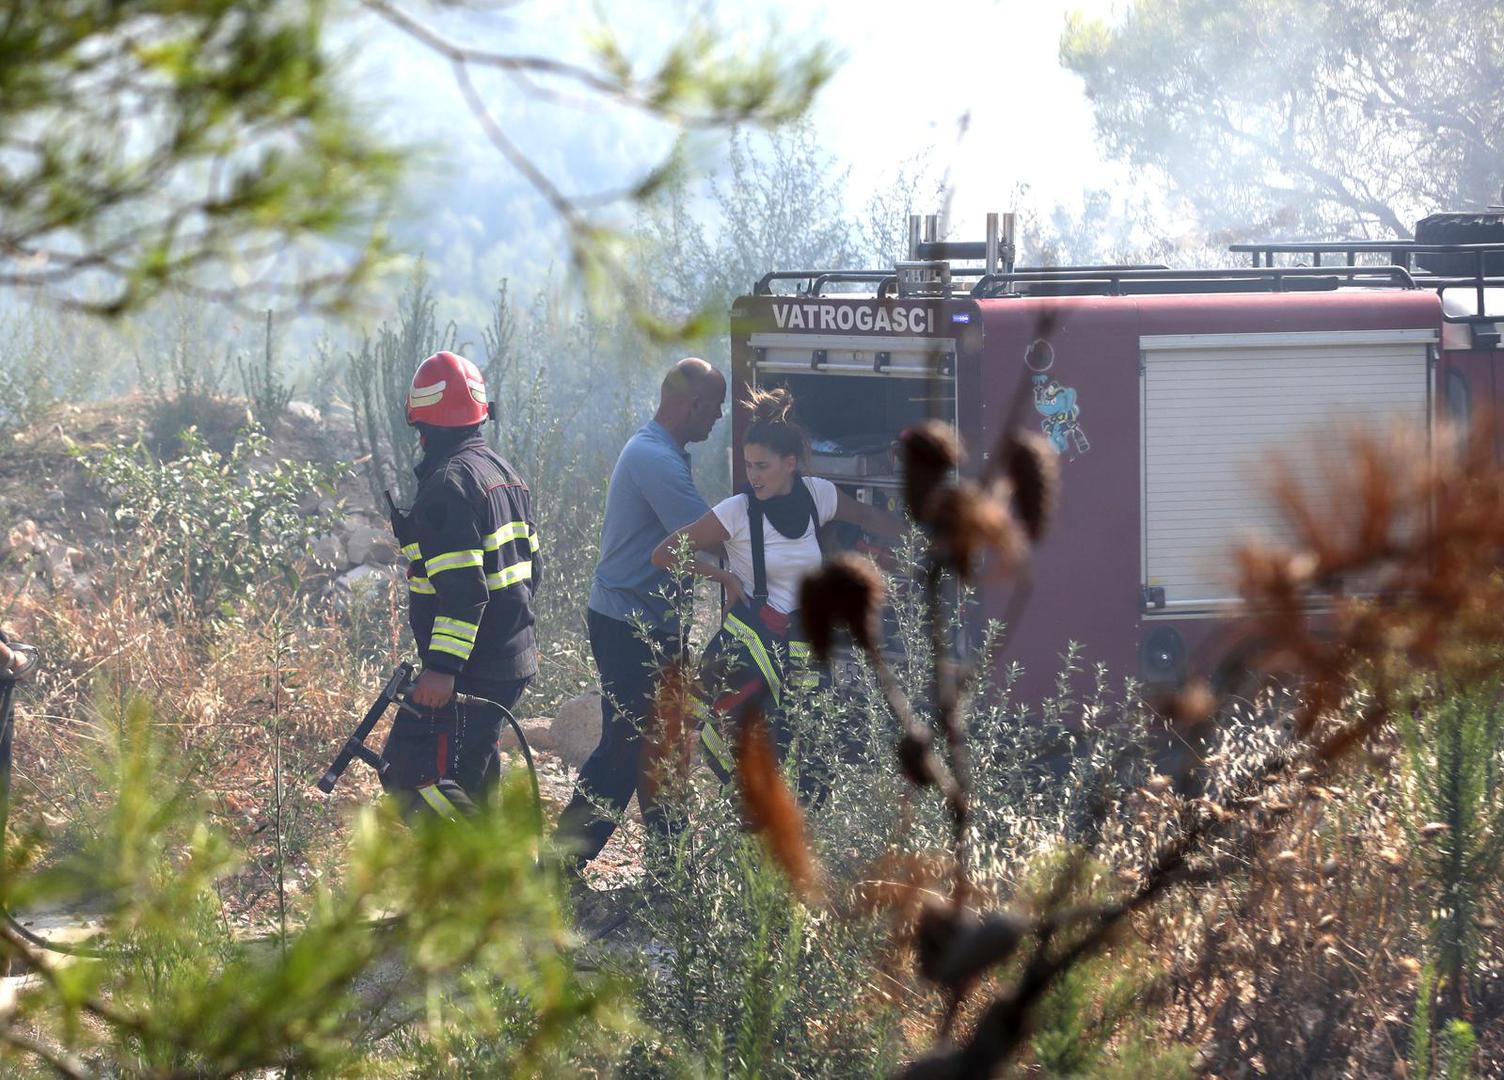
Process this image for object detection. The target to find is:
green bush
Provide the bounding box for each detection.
[1399,689,1504,1021]
[81,426,344,620]
[237,311,295,431]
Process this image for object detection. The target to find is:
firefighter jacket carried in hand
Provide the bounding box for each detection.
[390,430,541,691]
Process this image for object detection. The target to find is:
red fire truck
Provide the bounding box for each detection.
[730,211,1504,705]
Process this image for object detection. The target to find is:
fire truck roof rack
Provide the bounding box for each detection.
[1228,240,1504,324]
[754,263,1171,297]
[968,264,1417,299]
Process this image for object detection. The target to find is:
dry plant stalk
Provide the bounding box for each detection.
[642,660,698,806]
[734,707,821,900]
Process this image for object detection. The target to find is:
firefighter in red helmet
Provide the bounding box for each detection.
[381,351,542,819]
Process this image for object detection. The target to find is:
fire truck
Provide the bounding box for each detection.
[729,210,1504,705]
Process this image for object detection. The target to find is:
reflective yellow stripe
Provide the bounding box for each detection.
[788,640,817,688]
[408,578,437,595]
[429,634,474,660]
[483,521,531,551]
[486,560,533,590]
[529,527,540,553]
[433,616,479,642]
[426,549,484,576]
[698,718,734,781]
[402,542,422,560]
[723,614,781,704]
[416,784,459,820]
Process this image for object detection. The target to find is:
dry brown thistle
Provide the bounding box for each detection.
[735,707,821,900]
[900,420,963,525]
[921,480,1025,583]
[799,553,886,664]
[994,430,1059,543]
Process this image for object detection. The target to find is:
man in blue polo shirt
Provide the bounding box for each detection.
[558,357,727,871]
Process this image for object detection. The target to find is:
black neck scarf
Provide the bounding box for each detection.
[748,474,814,539]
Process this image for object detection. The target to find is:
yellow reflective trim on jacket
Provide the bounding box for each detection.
[408,578,437,596]
[429,633,474,660]
[723,613,781,704]
[483,521,531,551]
[426,549,485,576]
[433,616,479,643]
[416,784,459,820]
[529,527,540,553]
[402,542,422,560]
[486,560,533,590]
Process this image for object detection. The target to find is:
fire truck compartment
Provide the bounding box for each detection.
[747,330,958,497]
[1139,328,1435,612]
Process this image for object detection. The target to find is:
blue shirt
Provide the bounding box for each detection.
[589,421,710,627]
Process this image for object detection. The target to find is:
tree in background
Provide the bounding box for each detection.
[0,1,400,317]
[1,1,834,327]
[1061,1,1504,239]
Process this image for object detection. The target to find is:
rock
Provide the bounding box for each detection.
[337,564,399,592]
[311,532,346,568]
[44,488,65,508]
[346,524,398,566]
[551,691,603,768]
[498,716,556,755]
[287,401,322,425]
[2,520,42,558]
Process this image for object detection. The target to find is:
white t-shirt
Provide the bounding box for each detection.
[711,477,839,615]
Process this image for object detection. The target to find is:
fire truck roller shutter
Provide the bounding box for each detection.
[1140,329,1436,612]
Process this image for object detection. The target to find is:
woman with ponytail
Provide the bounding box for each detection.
[652,387,902,787]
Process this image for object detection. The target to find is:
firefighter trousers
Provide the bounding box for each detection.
[556,609,685,868]
[695,604,833,804]
[378,677,530,820]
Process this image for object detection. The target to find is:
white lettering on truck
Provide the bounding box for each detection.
[770,302,934,334]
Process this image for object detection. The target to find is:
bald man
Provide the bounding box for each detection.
[558,358,727,872]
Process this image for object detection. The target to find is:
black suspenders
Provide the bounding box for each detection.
[744,477,822,610]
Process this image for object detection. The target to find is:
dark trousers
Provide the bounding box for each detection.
[556,609,680,866]
[379,678,530,819]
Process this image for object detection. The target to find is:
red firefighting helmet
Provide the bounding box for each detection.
[405,351,491,427]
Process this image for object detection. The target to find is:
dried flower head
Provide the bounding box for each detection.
[923,480,1024,581]
[735,708,819,898]
[899,421,962,523]
[998,430,1059,542]
[914,897,1027,995]
[799,553,886,663]
[897,728,940,788]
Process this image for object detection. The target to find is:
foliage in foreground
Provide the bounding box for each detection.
[0,696,628,1078]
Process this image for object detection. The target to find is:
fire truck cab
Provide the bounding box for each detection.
[730,211,1504,706]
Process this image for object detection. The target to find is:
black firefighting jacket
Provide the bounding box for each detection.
[391,431,541,688]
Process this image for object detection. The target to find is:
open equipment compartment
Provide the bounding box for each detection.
[738,308,965,521]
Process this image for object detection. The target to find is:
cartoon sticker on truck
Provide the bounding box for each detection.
[1025,339,1090,457]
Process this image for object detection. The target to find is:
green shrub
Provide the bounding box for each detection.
[81,426,344,620]
[1399,689,1504,1020]
[237,310,295,431]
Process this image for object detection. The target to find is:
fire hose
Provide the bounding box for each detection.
[315,662,544,838]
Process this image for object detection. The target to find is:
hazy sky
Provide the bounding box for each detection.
[341,0,1136,298]
[767,0,1133,234]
